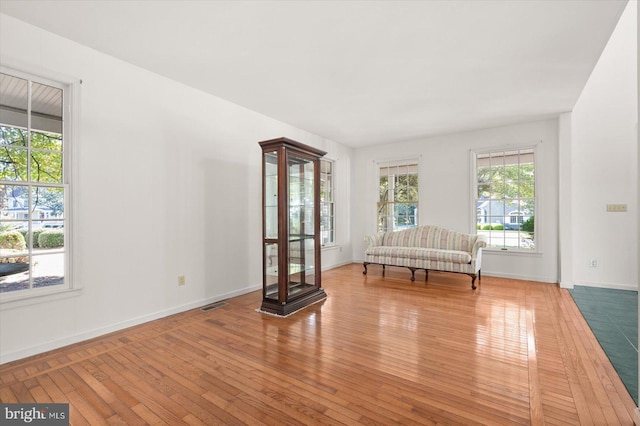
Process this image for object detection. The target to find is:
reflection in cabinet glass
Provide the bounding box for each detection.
[259,137,327,316]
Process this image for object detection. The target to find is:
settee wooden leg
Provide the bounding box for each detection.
[471,275,477,290]
[409,268,416,281]
[424,269,429,281]
[363,262,369,275]
[382,265,386,276]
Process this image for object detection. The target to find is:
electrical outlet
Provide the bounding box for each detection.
[178,275,186,286]
[589,259,597,268]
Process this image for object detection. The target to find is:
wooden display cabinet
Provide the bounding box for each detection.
[259,137,327,316]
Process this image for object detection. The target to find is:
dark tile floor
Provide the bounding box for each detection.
[569,285,638,404]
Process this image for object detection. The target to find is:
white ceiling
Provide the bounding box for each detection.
[0,0,628,148]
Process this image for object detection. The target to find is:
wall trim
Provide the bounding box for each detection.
[481,270,557,284]
[572,280,639,292]
[322,260,353,271]
[0,284,261,365]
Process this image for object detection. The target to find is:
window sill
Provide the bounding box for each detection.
[483,248,543,257]
[321,245,340,251]
[0,286,82,311]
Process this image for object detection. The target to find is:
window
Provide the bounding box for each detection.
[319,159,334,247]
[0,70,69,296]
[474,148,535,251]
[377,160,418,233]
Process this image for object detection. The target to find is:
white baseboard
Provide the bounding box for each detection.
[573,280,638,292]
[481,270,557,284]
[0,284,261,365]
[322,259,354,271]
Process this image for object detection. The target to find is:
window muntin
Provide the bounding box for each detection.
[319,159,335,247]
[475,148,535,251]
[0,71,68,296]
[378,160,418,233]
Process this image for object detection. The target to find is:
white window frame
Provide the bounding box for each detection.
[0,66,77,307]
[376,158,420,233]
[319,158,335,248]
[471,145,539,253]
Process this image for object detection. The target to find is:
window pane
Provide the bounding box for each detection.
[0,228,28,257]
[31,130,62,152]
[490,180,505,199]
[0,73,28,131]
[0,256,30,293]
[0,126,27,147]
[32,253,64,289]
[379,175,388,201]
[0,185,29,218]
[520,180,535,198]
[30,150,63,183]
[32,186,64,220]
[31,81,63,135]
[0,146,28,181]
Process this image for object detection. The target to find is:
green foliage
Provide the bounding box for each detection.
[0,126,64,225]
[481,224,492,230]
[378,169,419,232]
[0,127,62,183]
[522,216,534,234]
[0,231,26,250]
[32,229,46,248]
[17,228,46,248]
[379,173,418,203]
[38,230,64,248]
[18,228,27,244]
[477,224,481,230]
[492,224,504,230]
[476,154,535,216]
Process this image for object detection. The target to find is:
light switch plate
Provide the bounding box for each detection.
[606,204,627,212]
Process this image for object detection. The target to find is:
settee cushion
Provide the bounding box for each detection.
[382,226,474,252]
[365,246,472,264]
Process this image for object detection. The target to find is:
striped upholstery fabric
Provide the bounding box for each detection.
[366,246,472,264]
[382,226,475,252]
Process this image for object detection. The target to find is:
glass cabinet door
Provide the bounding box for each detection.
[263,150,278,302]
[287,153,316,298]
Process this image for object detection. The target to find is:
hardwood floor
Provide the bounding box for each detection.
[1,263,637,425]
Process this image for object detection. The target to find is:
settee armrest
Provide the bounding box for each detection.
[364,233,384,248]
[471,235,488,259]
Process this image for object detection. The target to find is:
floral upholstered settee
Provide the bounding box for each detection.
[363,225,487,289]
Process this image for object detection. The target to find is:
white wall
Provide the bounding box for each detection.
[569,0,637,290]
[351,119,560,283]
[0,14,353,363]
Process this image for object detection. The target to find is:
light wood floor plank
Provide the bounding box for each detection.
[0,264,636,425]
